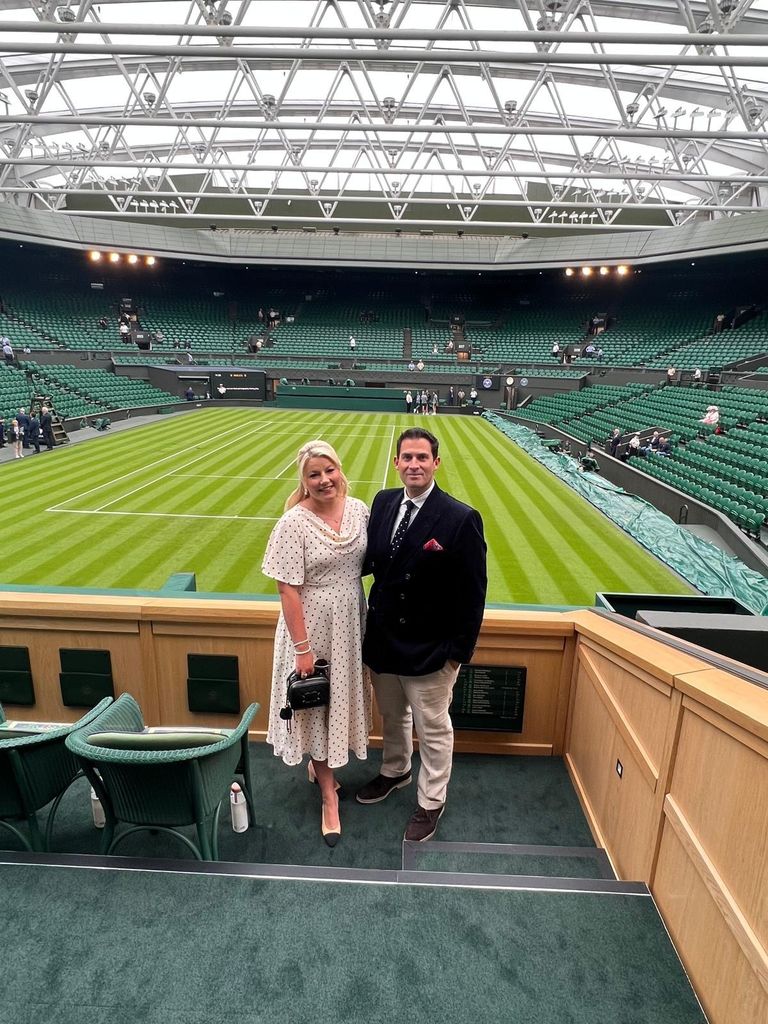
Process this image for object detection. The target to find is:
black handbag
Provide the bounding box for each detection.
[280,659,330,721]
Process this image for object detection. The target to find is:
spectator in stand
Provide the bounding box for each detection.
[405,390,413,414]
[552,341,560,361]
[119,322,130,341]
[584,342,596,358]
[98,316,108,330]
[349,336,356,352]
[2,336,13,364]
[596,346,604,361]
[457,389,466,407]
[155,330,165,345]
[692,367,702,385]
[656,437,671,456]
[646,430,661,452]
[469,386,478,406]
[627,433,641,458]
[445,338,455,354]
[714,313,726,333]
[700,405,720,427]
[609,427,621,457]
[448,385,455,406]
[187,351,195,365]
[407,360,416,372]
[258,307,264,323]
[185,386,195,402]
[432,343,439,356]
[416,359,425,372]
[666,366,677,384]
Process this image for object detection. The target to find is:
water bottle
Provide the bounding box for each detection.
[90,786,106,829]
[230,782,248,833]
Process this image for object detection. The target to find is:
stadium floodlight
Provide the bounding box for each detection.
[145,256,157,266]
[616,265,629,276]
[565,268,574,277]
[581,267,593,277]
[599,266,609,276]
[127,254,139,265]
[108,252,120,263]
[89,251,102,262]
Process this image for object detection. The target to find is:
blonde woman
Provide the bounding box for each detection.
[10,418,23,459]
[262,441,371,846]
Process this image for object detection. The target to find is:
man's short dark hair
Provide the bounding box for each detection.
[397,427,439,458]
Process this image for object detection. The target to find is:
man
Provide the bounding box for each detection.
[40,406,54,450]
[404,390,413,414]
[2,336,13,364]
[349,335,356,351]
[358,427,487,841]
[28,410,40,454]
[608,427,621,457]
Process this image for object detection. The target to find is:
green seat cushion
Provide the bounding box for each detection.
[86,731,224,750]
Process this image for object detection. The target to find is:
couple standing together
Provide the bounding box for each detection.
[262,427,487,847]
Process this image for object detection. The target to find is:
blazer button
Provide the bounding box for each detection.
[399,617,406,624]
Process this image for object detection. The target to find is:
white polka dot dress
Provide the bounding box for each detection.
[262,497,372,768]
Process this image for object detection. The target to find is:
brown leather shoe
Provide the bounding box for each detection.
[355,772,412,804]
[404,804,444,842]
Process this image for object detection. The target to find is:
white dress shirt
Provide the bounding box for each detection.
[390,482,435,542]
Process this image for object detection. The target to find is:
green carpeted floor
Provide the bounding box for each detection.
[2,746,595,870]
[0,863,707,1024]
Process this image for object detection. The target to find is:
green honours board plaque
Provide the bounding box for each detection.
[450,665,526,732]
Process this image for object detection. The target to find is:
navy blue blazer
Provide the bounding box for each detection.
[363,484,487,676]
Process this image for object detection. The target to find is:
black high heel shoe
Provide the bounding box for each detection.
[307,761,345,799]
[321,800,341,848]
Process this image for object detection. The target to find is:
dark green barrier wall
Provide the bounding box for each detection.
[275,384,405,412]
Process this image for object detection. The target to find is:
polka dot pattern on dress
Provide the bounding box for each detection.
[262,496,372,768]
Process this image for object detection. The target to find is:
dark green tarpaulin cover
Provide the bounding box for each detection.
[484,412,768,615]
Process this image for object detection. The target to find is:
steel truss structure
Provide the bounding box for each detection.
[1,0,768,235]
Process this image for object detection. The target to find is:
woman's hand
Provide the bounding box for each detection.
[295,651,316,678]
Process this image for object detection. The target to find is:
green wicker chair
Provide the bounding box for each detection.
[0,697,114,852]
[65,693,259,861]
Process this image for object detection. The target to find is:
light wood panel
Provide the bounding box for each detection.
[0,594,574,753]
[654,819,768,1024]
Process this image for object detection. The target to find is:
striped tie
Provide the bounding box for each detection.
[390,499,415,555]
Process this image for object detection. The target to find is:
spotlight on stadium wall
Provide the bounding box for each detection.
[599,266,609,276]
[127,254,139,265]
[616,265,629,276]
[565,267,574,277]
[89,251,102,262]
[108,252,120,263]
[581,266,593,277]
[145,256,157,266]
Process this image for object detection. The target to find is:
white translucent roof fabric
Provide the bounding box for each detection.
[1,0,767,232]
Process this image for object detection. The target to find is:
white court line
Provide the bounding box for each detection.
[381,426,396,491]
[46,416,257,511]
[92,420,275,512]
[175,473,384,484]
[47,509,278,522]
[274,433,323,479]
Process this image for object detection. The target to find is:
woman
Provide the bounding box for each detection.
[262,441,370,846]
[10,418,23,459]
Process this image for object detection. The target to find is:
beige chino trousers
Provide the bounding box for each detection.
[370,660,460,810]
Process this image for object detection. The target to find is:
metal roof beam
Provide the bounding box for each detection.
[3,42,768,66]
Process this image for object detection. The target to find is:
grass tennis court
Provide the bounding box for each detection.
[0,407,690,604]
